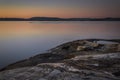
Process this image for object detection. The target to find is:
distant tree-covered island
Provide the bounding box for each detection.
[0,17,120,21]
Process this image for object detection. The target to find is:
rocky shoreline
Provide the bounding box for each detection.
[0,39,120,80]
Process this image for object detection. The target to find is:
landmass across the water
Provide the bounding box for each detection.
[0,39,120,80]
[0,17,120,21]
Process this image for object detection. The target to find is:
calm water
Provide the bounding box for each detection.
[0,21,120,68]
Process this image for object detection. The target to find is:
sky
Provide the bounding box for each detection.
[0,0,120,18]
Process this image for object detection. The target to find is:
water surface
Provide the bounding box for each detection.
[0,21,120,68]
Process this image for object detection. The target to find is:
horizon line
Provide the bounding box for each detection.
[0,16,120,18]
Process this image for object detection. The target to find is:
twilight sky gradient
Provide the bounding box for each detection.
[0,0,120,18]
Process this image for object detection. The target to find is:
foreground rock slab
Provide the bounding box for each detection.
[0,63,119,80]
[0,39,120,80]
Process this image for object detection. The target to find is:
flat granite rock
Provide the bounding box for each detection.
[0,63,119,80]
[0,39,120,80]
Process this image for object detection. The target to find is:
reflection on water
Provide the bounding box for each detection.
[0,21,120,68]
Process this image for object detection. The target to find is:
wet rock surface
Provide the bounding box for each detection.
[0,39,120,80]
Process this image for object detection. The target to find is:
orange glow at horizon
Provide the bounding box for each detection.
[0,7,81,18]
[0,6,120,18]
[0,0,120,18]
